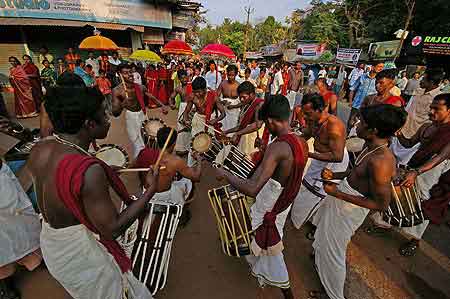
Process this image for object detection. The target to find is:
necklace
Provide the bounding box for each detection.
[355,143,388,166]
[54,134,92,156]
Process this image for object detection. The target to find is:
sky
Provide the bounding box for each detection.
[198,0,310,25]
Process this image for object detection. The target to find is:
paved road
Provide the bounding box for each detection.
[4,93,450,299]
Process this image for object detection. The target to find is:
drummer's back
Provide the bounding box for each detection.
[28,140,81,229]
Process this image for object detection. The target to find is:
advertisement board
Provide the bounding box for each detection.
[0,0,172,29]
[336,48,361,65]
[296,41,326,60]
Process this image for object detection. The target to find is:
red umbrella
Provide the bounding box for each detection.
[200,43,236,59]
[161,40,194,56]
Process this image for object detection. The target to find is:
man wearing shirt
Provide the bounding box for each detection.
[270,64,284,95]
[38,46,54,71]
[288,61,304,108]
[204,60,222,91]
[334,65,347,97]
[347,62,384,131]
[403,72,421,102]
[348,63,365,89]
[250,60,260,80]
[85,51,99,77]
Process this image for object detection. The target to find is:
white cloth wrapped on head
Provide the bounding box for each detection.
[291,149,350,229]
[313,178,369,299]
[40,221,152,299]
[125,109,146,159]
[245,178,291,289]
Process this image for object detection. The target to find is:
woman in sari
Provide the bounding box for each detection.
[40,59,56,93]
[9,56,38,118]
[22,54,43,111]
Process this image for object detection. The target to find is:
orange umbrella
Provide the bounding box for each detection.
[161,40,194,56]
[79,31,119,51]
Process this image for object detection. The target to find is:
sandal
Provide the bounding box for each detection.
[399,240,419,257]
[365,225,391,236]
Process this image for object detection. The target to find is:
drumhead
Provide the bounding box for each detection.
[143,119,165,137]
[346,137,365,153]
[95,145,129,168]
[192,133,212,153]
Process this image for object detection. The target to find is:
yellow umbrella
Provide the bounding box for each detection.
[79,35,119,51]
[129,50,162,63]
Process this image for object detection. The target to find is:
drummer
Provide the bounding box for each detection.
[222,81,266,158]
[183,76,225,166]
[290,93,348,235]
[112,63,169,159]
[134,126,202,208]
[216,64,241,135]
[369,94,450,256]
[313,104,407,299]
[169,69,192,155]
[213,95,308,299]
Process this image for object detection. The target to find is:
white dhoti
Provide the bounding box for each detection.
[40,221,152,299]
[389,137,420,165]
[238,124,266,157]
[221,98,241,134]
[125,109,146,159]
[313,178,369,299]
[152,178,193,206]
[291,149,350,229]
[175,102,191,153]
[0,164,41,277]
[245,178,291,289]
[286,91,297,110]
[372,160,450,239]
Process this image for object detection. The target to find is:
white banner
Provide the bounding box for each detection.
[336,48,362,65]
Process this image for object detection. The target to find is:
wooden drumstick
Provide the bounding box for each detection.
[153,128,174,172]
[120,74,129,99]
[117,166,166,173]
[193,113,223,135]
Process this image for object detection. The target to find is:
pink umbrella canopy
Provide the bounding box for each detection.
[200,43,236,59]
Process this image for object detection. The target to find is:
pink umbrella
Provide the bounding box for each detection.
[200,43,236,59]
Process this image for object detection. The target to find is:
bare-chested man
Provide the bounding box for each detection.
[360,69,405,109]
[25,72,157,298]
[183,76,225,165]
[316,78,338,115]
[370,94,450,256]
[312,104,407,299]
[291,93,348,232]
[169,69,192,154]
[216,64,241,134]
[214,95,308,299]
[222,81,265,157]
[112,63,168,158]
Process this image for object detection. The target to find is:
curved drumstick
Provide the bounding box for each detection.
[193,113,223,135]
[119,74,129,99]
[153,128,174,172]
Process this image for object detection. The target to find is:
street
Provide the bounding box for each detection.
[6,94,450,299]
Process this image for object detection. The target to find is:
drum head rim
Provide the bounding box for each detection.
[192,132,213,153]
[95,144,130,168]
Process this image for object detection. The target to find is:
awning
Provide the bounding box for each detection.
[0,17,144,32]
[143,28,165,45]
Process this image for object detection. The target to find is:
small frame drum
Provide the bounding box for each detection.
[383,182,425,227]
[94,144,129,168]
[190,132,224,162]
[208,185,255,257]
[142,118,165,148]
[132,200,182,295]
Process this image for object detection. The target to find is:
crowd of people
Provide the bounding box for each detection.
[1,45,450,299]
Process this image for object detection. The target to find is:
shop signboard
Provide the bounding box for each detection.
[296,41,326,60]
[420,36,450,55]
[0,0,172,29]
[336,48,361,65]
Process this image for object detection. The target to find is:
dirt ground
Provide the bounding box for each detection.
[4,93,450,299]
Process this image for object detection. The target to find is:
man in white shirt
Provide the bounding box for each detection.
[308,69,316,86]
[334,65,347,96]
[250,60,260,80]
[318,66,327,78]
[270,64,284,95]
[85,51,99,77]
[348,63,365,89]
[108,51,121,66]
[204,60,222,91]
[397,71,408,91]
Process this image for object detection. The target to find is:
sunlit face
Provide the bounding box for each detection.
[43,61,50,68]
[301,103,322,125]
[194,68,201,76]
[315,80,326,91]
[373,63,384,73]
[295,62,302,70]
[251,61,257,68]
[209,63,215,72]
[239,91,254,104]
[413,73,420,80]
[120,68,133,84]
[227,70,236,82]
[9,58,18,67]
[23,56,31,64]
[192,88,207,100]
[429,99,450,123]
[376,77,394,94]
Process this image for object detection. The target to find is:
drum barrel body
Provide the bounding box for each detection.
[132,201,182,295]
[208,185,254,257]
[383,183,424,227]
